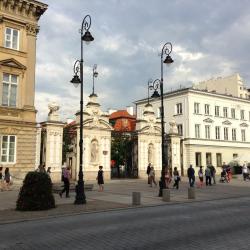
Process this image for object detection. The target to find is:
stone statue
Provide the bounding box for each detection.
[90,140,99,163]
[169,119,178,134]
[48,102,60,121]
[148,144,154,164]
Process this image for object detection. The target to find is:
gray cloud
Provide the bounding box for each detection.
[35,0,250,122]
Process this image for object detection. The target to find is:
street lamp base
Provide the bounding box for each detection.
[158,178,166,197]
[74,180,86,204]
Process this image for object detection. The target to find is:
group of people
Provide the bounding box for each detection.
[37,164,51,175]
[0,166,11,191]
[188,164,217,188]
[59,165,105,198]
[146,163,181,189]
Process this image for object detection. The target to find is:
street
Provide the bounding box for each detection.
[1,196,250,250]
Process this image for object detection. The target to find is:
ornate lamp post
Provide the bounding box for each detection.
[70,15,94,204]
[148,42,174,197]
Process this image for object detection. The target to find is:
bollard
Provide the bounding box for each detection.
[162,189,170,202]
[188,187,196,199]
[132,192,141,206]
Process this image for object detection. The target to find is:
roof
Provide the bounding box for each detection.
[109,110,135,120]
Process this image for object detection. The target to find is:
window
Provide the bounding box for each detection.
[224,127,228,140]
[195,124,200,138]
[176,103,182,115]
[157,107,161,118]
[216,153,222,167]
[215,126,220,140]
[177,124,183,136]
[241,129,246,142]
[1,135,16,163]
[223,107,228,118]
[240,110,245,120]
[205,125,210,139]
[195,152,202,167]
[232,128,236,141]
[205,104,210,115]
[231,108,236,119]
[5,27,19,50]
[206,153,212,165]
[194,103,200,114]
[2,73,18,107]
[215,106,220,116]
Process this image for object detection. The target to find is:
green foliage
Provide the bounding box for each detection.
[16,171,55,211]
[111,132,133,166]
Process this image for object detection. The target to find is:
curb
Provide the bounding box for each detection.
[1,195,250,225]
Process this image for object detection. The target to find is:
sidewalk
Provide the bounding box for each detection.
[0,177,250,224]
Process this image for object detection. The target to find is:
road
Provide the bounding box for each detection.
[1,197,250,250]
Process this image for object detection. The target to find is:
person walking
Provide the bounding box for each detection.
[146,163,152,185]
[209,165,216,184]
[205,166,212,186]
[226,166,232,182]
[164,168,172,189]
[198,166,204,188]
[0,166,3,191]
[242,164,249,181]
[173,167,180,189]
[59,166,71,198]
[47,167,51,176]
[187,165,195,187]
[4,168,11,191]
[149,166,157,187]
[97,166,104,192]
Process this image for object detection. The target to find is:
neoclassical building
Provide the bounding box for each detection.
[0,0,47,179]
[135,74,250,175]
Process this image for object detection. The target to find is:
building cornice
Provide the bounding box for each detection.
[134,87,250,105]
[0,0,48,22]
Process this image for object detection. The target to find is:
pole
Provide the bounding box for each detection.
[75,19,86,204]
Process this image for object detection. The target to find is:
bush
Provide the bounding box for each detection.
[16,171,55,211]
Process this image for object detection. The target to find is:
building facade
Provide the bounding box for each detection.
[0,0,47,179]
[135,74,250,175]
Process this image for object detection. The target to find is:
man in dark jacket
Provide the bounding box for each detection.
[187,164,195,187]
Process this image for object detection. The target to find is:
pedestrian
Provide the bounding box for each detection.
[242,164,249,181]
[205,166,212,186]
[149,166,157,187]
[97,166,104,192]
[146,163,152,185]
[164,168,171,189]
[4,167,11,191]
[47,167,51,176]
[173,167,180,189]
[59,166,71,198]
[209,165,216,184]
[226,166,232,182]
[187,165,195,187]
[198,166,204,188]
[0,166,3,191]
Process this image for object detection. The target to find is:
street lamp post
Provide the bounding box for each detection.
[148,42,174,197]
[70,15,94,204]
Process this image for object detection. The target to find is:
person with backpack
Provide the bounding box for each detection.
[59,166,71,198]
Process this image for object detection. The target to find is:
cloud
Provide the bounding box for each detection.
[35,0,250,122]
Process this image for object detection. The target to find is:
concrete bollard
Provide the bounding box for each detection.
[188,187,196,199]
[132,192,141,206]
[162,189,171,202]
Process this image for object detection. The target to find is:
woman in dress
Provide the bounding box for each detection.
[4,167,11,191]
[97,166,104,192]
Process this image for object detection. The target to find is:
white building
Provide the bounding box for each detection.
[135,74,250,175]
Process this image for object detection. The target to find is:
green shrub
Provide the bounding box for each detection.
[16,171,55,211]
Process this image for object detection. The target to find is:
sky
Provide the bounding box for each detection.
[35,0,250,122]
